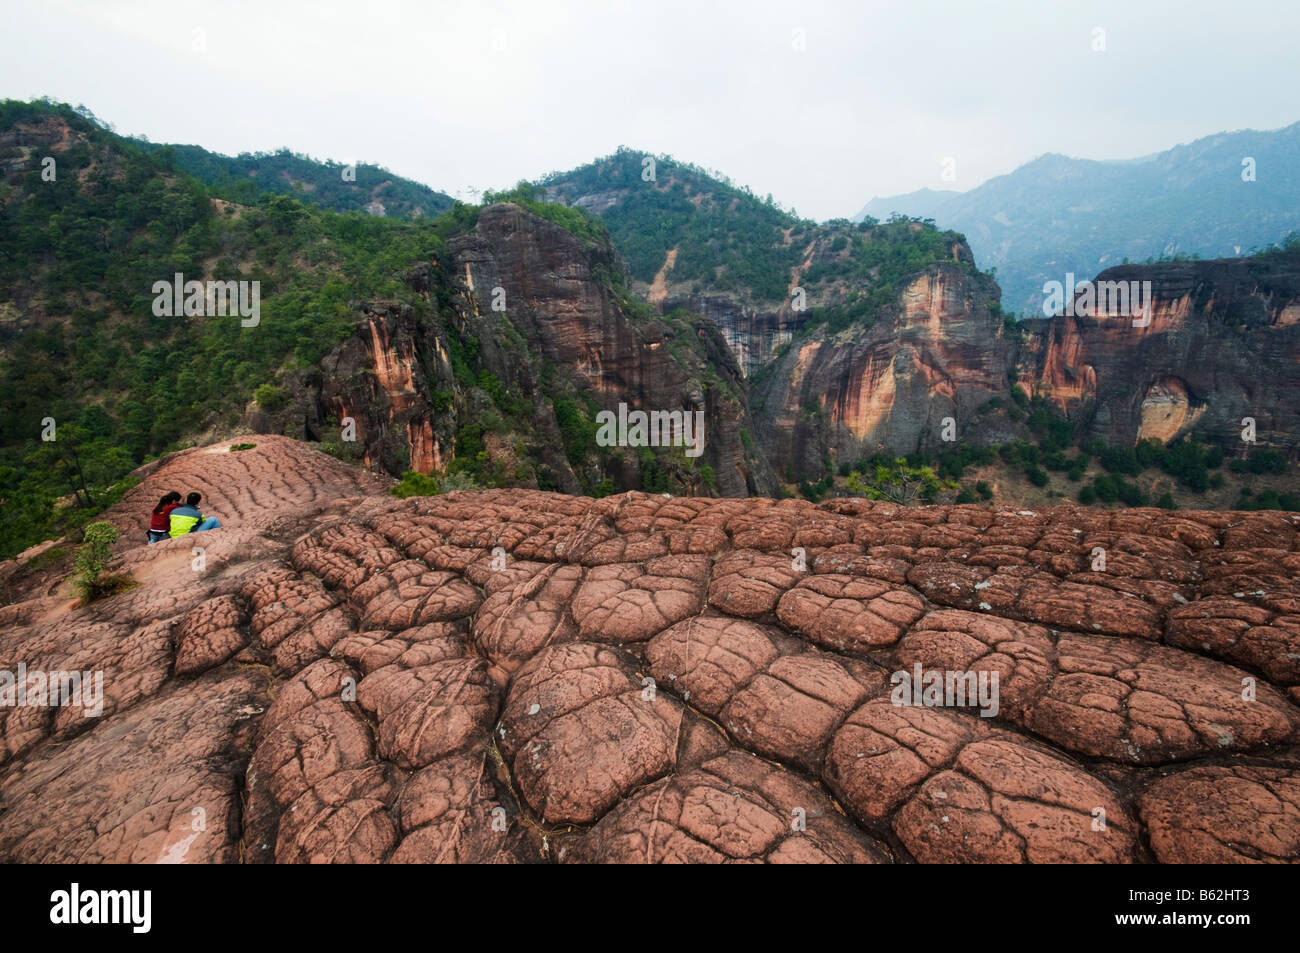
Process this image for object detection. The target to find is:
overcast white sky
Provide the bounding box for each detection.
[3,0,1298,220]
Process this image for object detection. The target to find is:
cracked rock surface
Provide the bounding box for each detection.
[1,437,1298,863]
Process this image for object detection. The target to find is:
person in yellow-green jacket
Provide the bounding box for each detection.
[168,492,223,537]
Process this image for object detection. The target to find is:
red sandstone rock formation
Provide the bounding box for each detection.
[297,204,773,497]
[1022,254,1300,454]
[1,436,1297,863]
[751,262,1012,479]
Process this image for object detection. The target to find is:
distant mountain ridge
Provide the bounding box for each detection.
[856,187,959,223]
[855,122,1300,316]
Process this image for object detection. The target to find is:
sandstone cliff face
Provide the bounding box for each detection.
[449,206,774,496]
[297,204,774,497]
[660,294,799,377]
[751,263,1011,480]
[302,298,455,477]
[1023,254,1300,454]
[210,164,1300,496]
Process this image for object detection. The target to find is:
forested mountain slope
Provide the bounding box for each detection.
[131,138,455,220]
[0,102,765,557]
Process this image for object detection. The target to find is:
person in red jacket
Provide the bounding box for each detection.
[147,491,182,544]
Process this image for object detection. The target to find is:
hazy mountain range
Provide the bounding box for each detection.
[856,122,1300,316]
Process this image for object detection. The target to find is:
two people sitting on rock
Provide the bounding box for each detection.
[148,491,222,542]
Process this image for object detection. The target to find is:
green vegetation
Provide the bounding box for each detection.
[1229,448,1288,475]
[390,470,440,498]
[441,471,483,492]
[810,409,1293,512]
[74,521,116,581]
[782,380,1293,512]
[550,395,607,487]
[389,468,490,498]
[846,459,956,505]
[253,385,288,412]
[937,443,998,479]
[443,422,503,488]
[73,520,134,602]
[1081,472,1148,507]
[132,140,454,220]
[540,147,804,300]
[229,442,257,451]
[1067,435,1228,498]
[799,474,835,502]
[78,570,138,603]
[1236,488,1300,510]
[542,150,979,337]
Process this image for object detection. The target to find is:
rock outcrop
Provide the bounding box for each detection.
[1022,253,1300,454]
[2,437,1297,863]
[451,206,771,496]
[751,262,1011,480]
[304,298,455,477]
[661,294,798,377]
[295,204,774,497]
[257,240,1300,497]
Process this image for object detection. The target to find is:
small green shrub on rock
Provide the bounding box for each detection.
[74,521,135,603]
[390,471,441,498]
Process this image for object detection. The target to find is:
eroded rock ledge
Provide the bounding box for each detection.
[1,437,1298,863]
